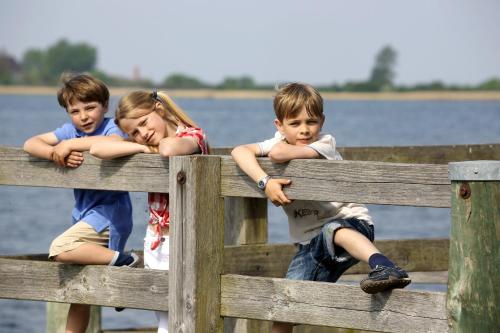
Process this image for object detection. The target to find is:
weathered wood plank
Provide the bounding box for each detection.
[221,274,449,332]
[337,144,500,164]
[223,239,450,277]
[448,161,500,332]
[169,156,224,332]
[1,238,449,300]
[224,197,268,246]
[0,258,168,311]
[213,143,500,164]
[339,271,448,284]
[0,146,169,192]
[224,197,269,333]
[221,157,451,207]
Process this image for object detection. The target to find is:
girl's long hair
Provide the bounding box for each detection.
[115,90,198,129]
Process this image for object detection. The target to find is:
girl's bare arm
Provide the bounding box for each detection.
[158,136,200,157]
[90,139,151,159]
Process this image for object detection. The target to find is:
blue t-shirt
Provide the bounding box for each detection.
[53,117,133,251]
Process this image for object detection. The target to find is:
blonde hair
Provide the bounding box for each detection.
[273,82,324,122]
[115,90,198,130]
[57,73,109,110]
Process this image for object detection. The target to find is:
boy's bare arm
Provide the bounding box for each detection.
[24,133,123,167]
[268,141,320,163]
[51,135,122,166]
[231,144,268,182]
[23,132,59,161]
[231,144,291,206]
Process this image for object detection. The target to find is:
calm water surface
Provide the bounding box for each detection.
[1,95,499,332]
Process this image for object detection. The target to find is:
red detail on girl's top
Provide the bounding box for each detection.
[147,127,208,250]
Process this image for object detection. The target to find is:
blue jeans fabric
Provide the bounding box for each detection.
[285,218,374,282]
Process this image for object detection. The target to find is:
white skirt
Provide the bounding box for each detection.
[143,228,169,270]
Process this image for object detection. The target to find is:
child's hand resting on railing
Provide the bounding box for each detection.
[51,141,84,168]
[265,178,292,206]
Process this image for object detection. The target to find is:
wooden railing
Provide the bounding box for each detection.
[0,144,499,333]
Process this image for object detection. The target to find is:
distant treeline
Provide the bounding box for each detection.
[1,39,499,91]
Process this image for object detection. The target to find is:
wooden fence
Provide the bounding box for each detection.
[0,144,499,333]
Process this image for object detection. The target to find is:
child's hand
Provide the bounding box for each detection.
[64,151,84,168]
[265,178,292,206]
[51,141,73,167]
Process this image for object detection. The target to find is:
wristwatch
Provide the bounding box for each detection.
[257,175,271,190]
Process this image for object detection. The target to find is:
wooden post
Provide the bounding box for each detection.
[448,161,500,332]
[224,197,268,246]
[224,197,270,333]
[169,155,224,332]
[46,303,100,333]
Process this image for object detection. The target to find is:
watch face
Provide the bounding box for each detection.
[258,176,269,190]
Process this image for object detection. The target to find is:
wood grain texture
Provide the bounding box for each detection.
[223,239,449,277]
[213,144,500,164]
[221,274,449,332]
[223,197,269,333]
[448,181,500,332]
[169,156,224,333]
[0,258,168,310]
[0,146,456,207]
[224,197,268,246]
[337,144,500,164]
[221,157,451,207]
[0,146,169,192]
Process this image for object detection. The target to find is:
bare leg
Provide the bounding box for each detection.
[66,303,90,333]
[272,322,293,333]
[333,228,379,263]
[54,243,115,265]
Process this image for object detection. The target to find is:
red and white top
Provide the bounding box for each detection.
[148,126,208,250]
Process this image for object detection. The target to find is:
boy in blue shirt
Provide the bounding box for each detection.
[232,82,411,333]
[23,73,136,333]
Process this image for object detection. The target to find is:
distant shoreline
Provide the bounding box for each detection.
[1,85,499,101]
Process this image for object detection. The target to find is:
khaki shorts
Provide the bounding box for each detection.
[49,221,109,259]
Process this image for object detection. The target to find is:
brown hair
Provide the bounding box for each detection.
[57,73,109,109]
[273,82,324,122]
[114,90,198,130]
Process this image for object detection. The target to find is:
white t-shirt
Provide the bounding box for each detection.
[257,132,373,243]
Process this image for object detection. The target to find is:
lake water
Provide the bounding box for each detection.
[0,94,499,332]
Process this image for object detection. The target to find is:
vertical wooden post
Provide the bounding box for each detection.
[448,161,500,332]
[46,303,100,333]
[169,155,224,333]
[224,197,271,333]
[224,197,268,246]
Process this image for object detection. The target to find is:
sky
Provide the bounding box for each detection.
[1,0,499,86]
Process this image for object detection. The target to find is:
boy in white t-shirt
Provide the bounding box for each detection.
[231,82,411,333]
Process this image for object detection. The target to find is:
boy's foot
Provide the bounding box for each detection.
[114,251,140,267]
[360,265,411,294]
[114,252,140,312]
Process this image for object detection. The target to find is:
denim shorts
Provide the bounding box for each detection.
[285,218,374,282]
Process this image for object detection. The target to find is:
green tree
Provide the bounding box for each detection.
[369,45,397,91]
[217,75,256,89]
[44,39,96,83]
[162,73,207,89]
[21,49,46,85]
[0,51,21,84]
[478,77,500,91]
